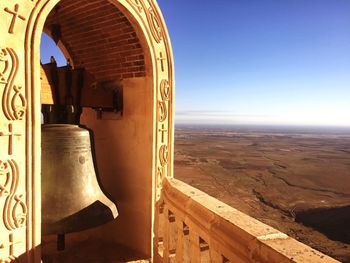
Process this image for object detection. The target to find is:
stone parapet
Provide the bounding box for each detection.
[154,178,339,263]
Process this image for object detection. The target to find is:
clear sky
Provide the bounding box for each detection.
[157,0,350,127]
[41,1,350,127]
[41,34,66,66]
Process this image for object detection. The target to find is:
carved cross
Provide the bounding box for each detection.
[4,4,26,34]
[0,123,21,155]
[159,124,167,143]
[0,233,20,261]
[157,52,166,72]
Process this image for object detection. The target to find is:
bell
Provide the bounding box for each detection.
[41,124,118,236]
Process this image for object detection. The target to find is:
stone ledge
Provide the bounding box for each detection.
[161,177,339,263]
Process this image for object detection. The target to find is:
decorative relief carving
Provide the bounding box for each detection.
[157,52,166,72]
[158,124,167,144]
[158,101,167,123]
[158,79,170,123]
[12,195,27,228]
[128,0,143,13]
[4,4,26,34]
[0,160,27,231]
[0,50,9,85]
[0,161,10,198]
[156,144,168,191]
[146,6,163,43]
[0,48,27,121]
[126,0,163,42]
[11,86,26,120]
[160,79,170,102]
[124,0,172,192]
[159,145,168,167]
[0,123,21,155]
[156,166,164,188]
[0,233,20,262]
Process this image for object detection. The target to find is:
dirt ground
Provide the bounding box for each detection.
[174,125,350,262]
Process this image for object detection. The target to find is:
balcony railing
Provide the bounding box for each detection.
[154,178,339,263]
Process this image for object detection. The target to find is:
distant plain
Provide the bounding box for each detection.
[174,125,350,262]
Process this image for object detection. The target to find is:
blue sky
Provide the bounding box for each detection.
[41,34,66,66]
[157,0,350,126]
[41,1,350,127]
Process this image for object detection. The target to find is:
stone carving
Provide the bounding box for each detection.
[0,50,9,85]
[4,4,26,34]
[11,86,26,120]
[158,79,170,123]
[156,144,168,190]
[0,233,19,262]
[0,48,27,121]
[146,6,163,43]
[157,166,164,188]
[160,79,170,102]
[159,145,168,167]
[158,100,167,123]
[158,124,167,144]
[12,194,27,228]
[123,0,172,194]
[128,0,143,13]
[126,0,163,43]
[0,123,21,155]
[0,161,10,198]
[0,160,27,231]
[157,52,166,72]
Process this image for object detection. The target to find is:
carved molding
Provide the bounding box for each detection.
[146,6,163,43]
[0,160,27,231]
[160,79,170,102]
[0,48,27,121]
[126,0,164,43]
[0,42,27,261]
[158,79,170,123]
[0,46,26,262]
[128,0,143,13]
[158,101,167,123]
[159,145,168,167]
[125,0,174,200]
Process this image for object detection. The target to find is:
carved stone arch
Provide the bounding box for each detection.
[41,27,74,67]
[0,0,174,261]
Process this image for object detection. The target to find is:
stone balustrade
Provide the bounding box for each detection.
[154,178,339,263]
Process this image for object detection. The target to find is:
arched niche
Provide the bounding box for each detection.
[0,0,174,261]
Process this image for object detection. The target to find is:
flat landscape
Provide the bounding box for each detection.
[174,125,350,262]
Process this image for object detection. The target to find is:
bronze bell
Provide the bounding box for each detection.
[41,124,118,236]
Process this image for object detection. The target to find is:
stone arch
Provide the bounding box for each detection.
[0,0,173,261]
[41,29,74,66]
